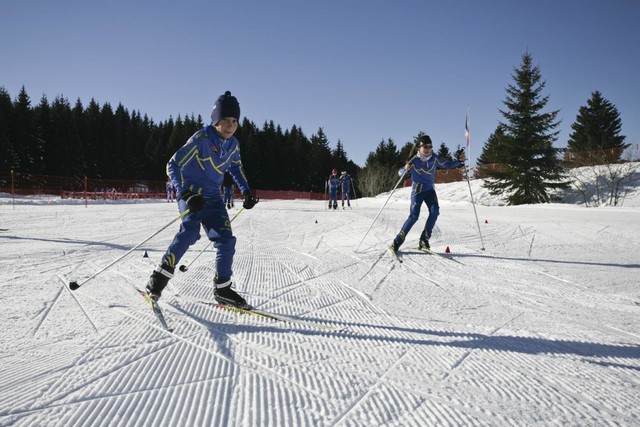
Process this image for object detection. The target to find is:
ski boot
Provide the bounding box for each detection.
[214,276,248,308]
[145,264,174,301]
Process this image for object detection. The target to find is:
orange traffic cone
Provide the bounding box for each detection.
[143,250,149,258]
[485,219,488,224]
[445,246,450,254]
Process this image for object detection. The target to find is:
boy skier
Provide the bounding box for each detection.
[146,91,258,308]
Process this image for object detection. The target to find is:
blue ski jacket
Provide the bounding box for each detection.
[400,154,461,193]
[340,173,351,191]
[328,175,339,191]
[167,125,250,199]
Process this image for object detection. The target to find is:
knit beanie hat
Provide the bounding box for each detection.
[417,135,433,147]
[211,91,240,125]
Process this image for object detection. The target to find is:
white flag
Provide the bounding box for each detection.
[464,112,471,150]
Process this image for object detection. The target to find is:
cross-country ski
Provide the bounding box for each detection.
[199,301,347,333]
[135,287,173,332]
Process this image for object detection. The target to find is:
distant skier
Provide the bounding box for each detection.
[391,135,464,253]
[166,180,175,202]
[222,172,235,209]
[145,91,258,308]
[327,169,339,210]
[339,171,352,209]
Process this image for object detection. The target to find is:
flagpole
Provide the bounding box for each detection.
[464,110,486,251]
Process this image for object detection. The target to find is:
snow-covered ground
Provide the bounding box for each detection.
[1,171,639,426]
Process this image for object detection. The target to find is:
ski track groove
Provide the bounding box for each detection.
[0,321,180,418]
[168,301,350,400]
[399,255,463,304]
[31,283,65,336]
[329,349,412,426]
[442,312,525,382]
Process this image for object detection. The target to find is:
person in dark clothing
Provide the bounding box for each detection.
[339,171,352,209]
[222,172,235,209]
[391,135,464,253]
[327,169,339,210]
[146,91,258,308]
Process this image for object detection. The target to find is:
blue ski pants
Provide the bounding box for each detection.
[223,186,233,204]
[329,187,338,204]
[161,197,235,280]
[395,189,439,245]
[341,185,350,203]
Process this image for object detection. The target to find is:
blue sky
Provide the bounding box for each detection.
[2,0,638,167]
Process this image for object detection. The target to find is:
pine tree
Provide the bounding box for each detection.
[234,118,260,187]
[0,87,16,170]
[84,98,102,177]
[112,103,130,178]
[332,140,349,172]
[32,94,50,174]
[98,102,115,178]
[483,52,567,205]
[260,120,279,189]
[71,98,87,178]
[453,145,465,162]
[437,142,452,161]
[282,125,310,190]
[366,138,401,168]
[42,95,74,176]
[477,124,508,165]
[359,138,402,196]
[567,91,627,164]
[13,86,42,173]
[127,110,148,179]
[309,127,332,192]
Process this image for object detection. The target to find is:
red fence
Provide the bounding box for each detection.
[402,168,464,187]
[250,190,325,200]
[0,170,326,201]
[0,169,469,201]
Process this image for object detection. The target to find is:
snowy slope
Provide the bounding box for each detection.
[0,174,639,426]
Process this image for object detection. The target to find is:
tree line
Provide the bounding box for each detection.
[0,87,360,193]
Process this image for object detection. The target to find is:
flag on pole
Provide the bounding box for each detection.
[464,111,471,150]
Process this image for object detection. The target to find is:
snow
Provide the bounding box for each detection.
[1,170,639,426]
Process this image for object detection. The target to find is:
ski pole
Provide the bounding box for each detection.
[461,152,486,250]
[351,179,359,207]
[355,156,416,252]
[324,180,328,210]
[68,209,190,290]
[178,207,245,272]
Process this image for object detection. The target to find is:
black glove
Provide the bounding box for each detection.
[243,190,258,210]
[180,191,205,212]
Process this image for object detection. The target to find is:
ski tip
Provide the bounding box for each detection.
[387,246,402,262]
